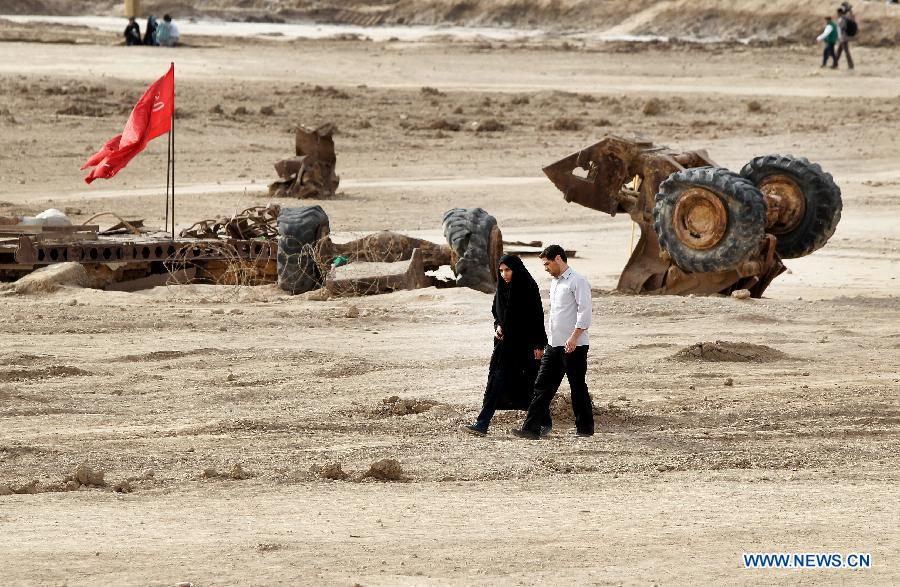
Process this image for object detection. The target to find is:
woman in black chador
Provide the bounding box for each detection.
[464,254,551,436]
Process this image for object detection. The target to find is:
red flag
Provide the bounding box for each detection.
[81,64,175,184]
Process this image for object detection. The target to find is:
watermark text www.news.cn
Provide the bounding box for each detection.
[743,552,872,569]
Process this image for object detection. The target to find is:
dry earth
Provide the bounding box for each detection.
[0,17,899,587]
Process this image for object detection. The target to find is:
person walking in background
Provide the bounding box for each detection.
[817,14,840,68]
[835,3,857,69]
[155,14,180,47]
[511,245,594,440]
[143,15,158,46]
[123,17,141,46]
[463,255,551,437]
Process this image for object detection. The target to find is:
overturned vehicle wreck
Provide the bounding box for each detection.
[543,135,842,297]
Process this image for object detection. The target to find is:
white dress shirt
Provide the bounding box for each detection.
[548,267,592,347]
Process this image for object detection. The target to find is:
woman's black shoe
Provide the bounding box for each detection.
[462,424,487,437]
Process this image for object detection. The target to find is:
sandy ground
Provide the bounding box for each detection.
[0,29,899,586]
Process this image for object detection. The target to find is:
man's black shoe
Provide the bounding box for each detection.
[539,425,552,438]
[510,427,540,440]
[462,424,487,437]
[575,431,594,438]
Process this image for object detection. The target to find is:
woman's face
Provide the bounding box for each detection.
[499,263,513,283]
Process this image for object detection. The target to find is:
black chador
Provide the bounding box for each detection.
[467,254,550,434]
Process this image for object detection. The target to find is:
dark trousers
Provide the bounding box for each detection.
[822,43,837,67]
[476,358,550,431]
[835,41,854,69]
[522,345,594,435]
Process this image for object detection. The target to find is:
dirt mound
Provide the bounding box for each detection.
[379,396,441,416]
[315,359,383,379]
[470,119,507,133]
[673,341,788,362]
[8,263,87,295]
[317,462,349,481]
[229,464,252,480]
[306,85,350,100]
[114,348,221,362]
[422,118,462,132]
[0,365,91,382]
[550,395,659,428]
[0,480,39,495]
[546,117,583,131]
[363,458,404,481]
[56,103,108,117]
[0,353,51,366]
[200,464,252,480]
[72,462,106,486]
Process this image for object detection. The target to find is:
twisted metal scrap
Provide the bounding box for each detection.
[268,124,340,200]
[179,204,282,240]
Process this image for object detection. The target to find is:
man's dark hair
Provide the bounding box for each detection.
[540,244,567,263]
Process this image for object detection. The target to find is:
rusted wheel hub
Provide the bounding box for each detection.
[759,174,806,234]
[673,188,728,250]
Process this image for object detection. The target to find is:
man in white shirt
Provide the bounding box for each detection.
[512,244,594,439]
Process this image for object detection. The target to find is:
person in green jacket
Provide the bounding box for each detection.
[816,15,840,68]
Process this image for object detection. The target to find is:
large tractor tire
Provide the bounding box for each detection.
[441,207,502,293]
[654,167,767,274]
[277,205,329,294]
[740,155,842,259]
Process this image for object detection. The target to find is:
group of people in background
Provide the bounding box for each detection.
[818,2,857,69]
[124,14,179,47]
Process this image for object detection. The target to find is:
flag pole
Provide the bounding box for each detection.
[165,122,171,234]
[170,62,176,239]
[170,110,175,238]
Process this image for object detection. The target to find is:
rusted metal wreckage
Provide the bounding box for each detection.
[268,124,340,200]
[543,135,842,297]
[0,208,279,289]
[2,132,839,297]
[0,203,502,295]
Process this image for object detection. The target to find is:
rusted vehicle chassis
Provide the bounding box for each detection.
[9,235,271,267]
[1,232,276,286]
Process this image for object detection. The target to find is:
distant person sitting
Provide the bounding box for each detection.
[143,15,158,46]
[816,14,839,68]
[155,14,180,47]
[124,17,141,46]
